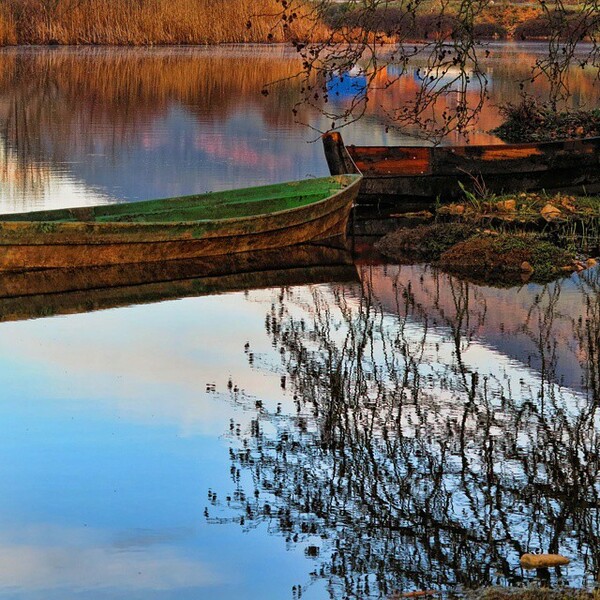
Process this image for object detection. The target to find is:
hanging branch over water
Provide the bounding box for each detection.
[527,0,600,107]
[256,0,493,141]
[251,0,600,140]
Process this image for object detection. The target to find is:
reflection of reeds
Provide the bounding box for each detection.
[0,0,326,45]
[0,48,309,190]
[0,138,51,207]
[0,47,307,127]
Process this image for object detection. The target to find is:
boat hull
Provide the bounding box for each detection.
[0,175,360,270]
[323,132,600,203]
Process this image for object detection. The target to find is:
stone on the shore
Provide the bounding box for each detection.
[558,196,577,212]
[520,553,570,569]
[520,261,534,273]
[440,204,465,216]
[540,203,562,221]
[496,199,516,212]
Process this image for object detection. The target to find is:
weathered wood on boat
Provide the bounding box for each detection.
[323,132,600,203]
[0,242,357,322]
[0,175,361,270]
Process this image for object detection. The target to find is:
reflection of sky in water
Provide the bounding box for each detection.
[0,292,331,599]
[0,44,597,597]
[0,272,596,597]
[0,140,112,212]
[223,280,596,594]
[0,43,598,211]
[365,264,590,390]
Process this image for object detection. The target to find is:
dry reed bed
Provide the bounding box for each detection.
[0,0,326,45]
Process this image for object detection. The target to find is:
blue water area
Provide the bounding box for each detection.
[326,71,368,99]
[0,295,331,599]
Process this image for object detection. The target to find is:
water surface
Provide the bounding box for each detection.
[0,44,599,599]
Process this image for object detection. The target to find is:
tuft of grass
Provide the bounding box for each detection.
[493,98,600,143]
[439,232,576,282]
[375,223,476,261]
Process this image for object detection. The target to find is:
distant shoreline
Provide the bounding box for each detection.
[0,0,572,48]
[0,34,560,49]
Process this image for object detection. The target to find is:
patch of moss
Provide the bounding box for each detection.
[439,232,575,282]
[492,99,600,143]
[375,223,476,261]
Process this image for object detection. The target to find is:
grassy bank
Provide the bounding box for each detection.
[375,190,600,285]
[0,0,325,45]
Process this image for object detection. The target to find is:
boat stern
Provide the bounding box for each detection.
[322,132,362,176]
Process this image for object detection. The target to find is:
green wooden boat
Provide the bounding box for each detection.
[0,174,361,271]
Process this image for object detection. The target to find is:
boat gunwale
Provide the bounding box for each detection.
[0,174,362,229]
[340,134,600,180]
[345,135,600,153]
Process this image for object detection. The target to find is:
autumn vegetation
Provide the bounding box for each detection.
[0,0,592,46]
[324,1,546,40]
[0,0,325,45]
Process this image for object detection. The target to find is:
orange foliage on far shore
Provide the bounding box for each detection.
[480,4,542,37]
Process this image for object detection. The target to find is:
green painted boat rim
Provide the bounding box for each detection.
[0,174,362,228]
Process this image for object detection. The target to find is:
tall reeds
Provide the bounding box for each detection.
[0,0,325,45]
[0,3,17,45]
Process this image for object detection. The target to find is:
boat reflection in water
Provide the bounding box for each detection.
[0,240,357,322]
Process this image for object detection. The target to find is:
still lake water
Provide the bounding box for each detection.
[0,44,599,599]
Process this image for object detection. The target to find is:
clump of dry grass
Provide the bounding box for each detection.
[0,0,327,45]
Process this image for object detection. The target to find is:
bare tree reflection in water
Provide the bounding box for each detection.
[575,268,600,408]
[206,269,600,598]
